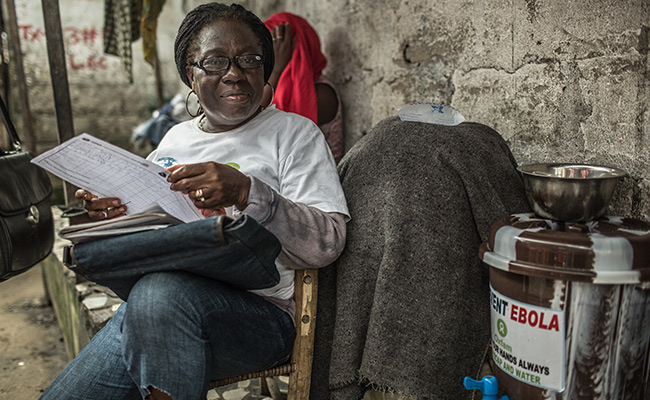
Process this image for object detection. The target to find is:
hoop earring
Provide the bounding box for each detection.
[185,90,203,118]
[261,82,274,110]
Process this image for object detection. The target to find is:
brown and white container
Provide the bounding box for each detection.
[480,213,650,400]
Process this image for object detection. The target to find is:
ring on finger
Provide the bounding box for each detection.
[101,209,108,219]
[197,196,206,202]
[194,188,203,198]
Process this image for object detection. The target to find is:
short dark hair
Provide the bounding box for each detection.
[174,2,274,87]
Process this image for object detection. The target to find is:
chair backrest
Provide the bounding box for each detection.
[208,268,318,399]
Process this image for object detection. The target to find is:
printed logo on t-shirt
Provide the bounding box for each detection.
[154,157,178,168]
[154,157,240,171]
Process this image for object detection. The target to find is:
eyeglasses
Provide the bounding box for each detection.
[190,54,264,73]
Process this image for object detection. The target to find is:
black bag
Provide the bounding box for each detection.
[0,95,54,281]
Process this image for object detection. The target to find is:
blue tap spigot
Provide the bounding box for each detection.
[463,375,510,400]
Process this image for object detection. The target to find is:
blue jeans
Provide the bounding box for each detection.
[40,271,295,400]
[69,215,282,301]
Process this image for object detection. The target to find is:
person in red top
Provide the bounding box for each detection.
[263,12,344,163]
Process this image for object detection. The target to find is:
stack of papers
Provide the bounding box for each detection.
[58,204,184,244]
[31,133,204,242]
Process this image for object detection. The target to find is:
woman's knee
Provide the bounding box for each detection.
[129,271,193,302]
[125,272,200,325]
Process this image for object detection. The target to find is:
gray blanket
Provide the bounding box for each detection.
[310,117,531,400]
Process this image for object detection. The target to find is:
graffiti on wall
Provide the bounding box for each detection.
[18,24,111,72]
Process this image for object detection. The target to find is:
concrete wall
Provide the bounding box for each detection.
[248,0,649,220]
[12,0,650,220]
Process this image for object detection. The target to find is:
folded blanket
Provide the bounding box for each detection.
[311,117,531,400]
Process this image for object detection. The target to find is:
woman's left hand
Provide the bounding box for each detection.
[271,23,295,74]
[167,162,251,211]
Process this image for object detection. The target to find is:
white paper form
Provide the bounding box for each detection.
[31,133,203,223]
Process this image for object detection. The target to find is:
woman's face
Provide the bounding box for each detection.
[186,20,265,132]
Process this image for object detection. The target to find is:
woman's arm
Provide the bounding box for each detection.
[315,82,338,125]
[236,176,346,269]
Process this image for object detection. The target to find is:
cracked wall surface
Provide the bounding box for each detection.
[12,0,650,220]
[249,0,649,220]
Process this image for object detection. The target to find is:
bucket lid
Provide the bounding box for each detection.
[480,213,650,284]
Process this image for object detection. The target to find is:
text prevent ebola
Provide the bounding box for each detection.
[491,292,560,331]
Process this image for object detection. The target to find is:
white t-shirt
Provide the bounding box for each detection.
[147,107,349,300]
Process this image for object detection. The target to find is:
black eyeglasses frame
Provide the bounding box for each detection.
[190,54,264,73]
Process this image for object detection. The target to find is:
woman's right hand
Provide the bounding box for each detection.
[75,189,127,221]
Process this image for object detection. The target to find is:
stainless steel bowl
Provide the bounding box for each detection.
[518,163,627,221]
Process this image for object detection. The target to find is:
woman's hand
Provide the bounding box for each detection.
[271,23,295,75]
[167,162,251,211]
[262,23,295,107]
[75,189,127,221]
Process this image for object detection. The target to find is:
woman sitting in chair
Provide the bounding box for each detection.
[40,3,348,400]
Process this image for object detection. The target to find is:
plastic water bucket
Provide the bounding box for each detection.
[479,213,650,400]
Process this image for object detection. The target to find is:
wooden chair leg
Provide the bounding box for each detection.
[260,377,270,395]
[263,377,284,400]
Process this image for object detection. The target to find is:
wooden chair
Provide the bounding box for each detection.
[208,268,318,399]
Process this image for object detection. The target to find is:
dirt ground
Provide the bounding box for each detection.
[0,264,69,399]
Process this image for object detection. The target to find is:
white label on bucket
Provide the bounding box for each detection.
[490,285,565,391]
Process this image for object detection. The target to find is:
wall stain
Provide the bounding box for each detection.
[526,0,539,23]
[638,25,649,55]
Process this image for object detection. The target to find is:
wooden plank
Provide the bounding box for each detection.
[5,0,35,153]
[0,1,10,111]
[153,46,164,109]
[41,0,76,204]
[0,0,8,151]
